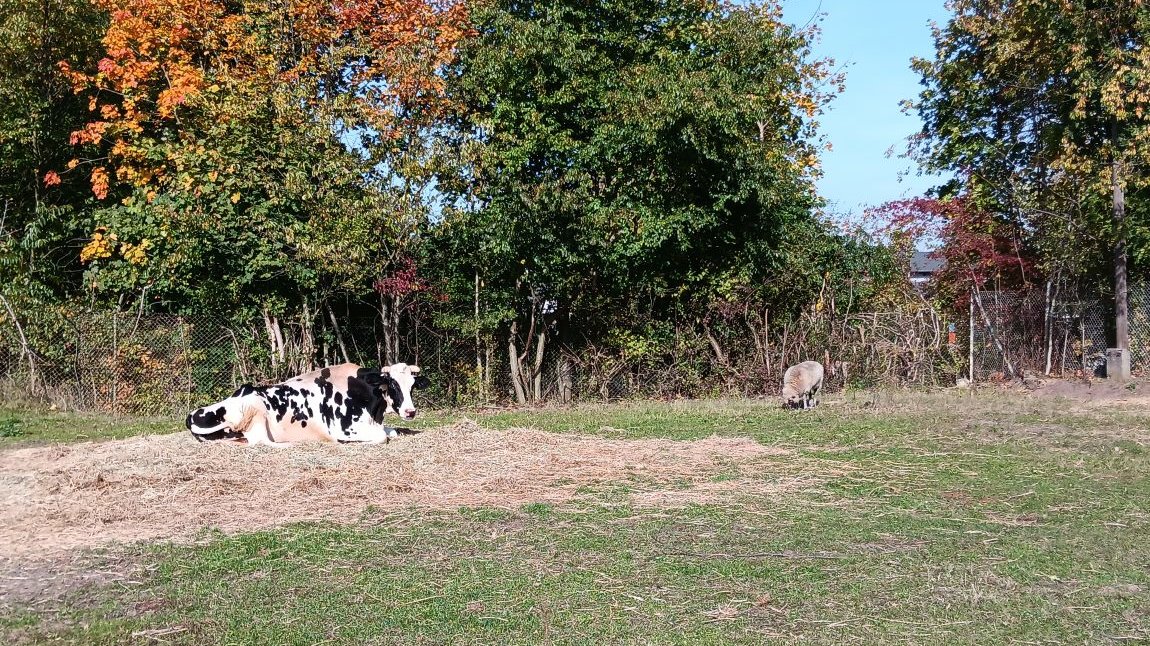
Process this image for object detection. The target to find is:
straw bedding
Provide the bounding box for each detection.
[0,421,795,557]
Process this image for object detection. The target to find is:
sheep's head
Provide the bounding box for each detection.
[780,386,803,409]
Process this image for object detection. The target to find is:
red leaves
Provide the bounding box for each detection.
[870,196,1035,292]
[374,258,428,297]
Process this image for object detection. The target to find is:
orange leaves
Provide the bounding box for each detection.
[70,121,108,146]
[62,0,474,201]
[65,0,226,198]
[43,171,62,187]
[91,167,111,200]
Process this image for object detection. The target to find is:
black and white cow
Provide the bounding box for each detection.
[185,362,430,446]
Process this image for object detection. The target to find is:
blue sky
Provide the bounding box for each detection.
[780,0,952,219]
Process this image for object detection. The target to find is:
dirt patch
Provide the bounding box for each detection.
[1017,378,1150,408]
[0,421,796,558]
[0,552,143,609]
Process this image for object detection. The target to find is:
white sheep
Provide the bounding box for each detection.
[781,360,824,409]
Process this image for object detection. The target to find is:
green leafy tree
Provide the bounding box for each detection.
[434,0,841,402]
[910,0,1150,351]
[0,0,105,299]
[57,0,470,372]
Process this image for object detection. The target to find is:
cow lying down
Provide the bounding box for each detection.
[186,363,430,446]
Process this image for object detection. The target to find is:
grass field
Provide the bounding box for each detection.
[1,384,1148,644]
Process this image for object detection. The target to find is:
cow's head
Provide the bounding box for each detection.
[379,363,430,420]
[186,384,259,441]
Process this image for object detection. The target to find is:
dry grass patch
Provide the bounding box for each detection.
[0,421,802,558]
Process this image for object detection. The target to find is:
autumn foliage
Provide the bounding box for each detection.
[62,0,470,202]
[870,195,1036,303]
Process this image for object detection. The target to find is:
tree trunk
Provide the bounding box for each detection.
[508,322,527,404]
[379,294,403,364]
[972,284,1015,378]
[558,354,573,404]
[262,307,285,369]
[1113,149,1129,351]
[475,271,482,371]
[0,293,37,389]
[327,303,350,364]
[299,298,315,373]
[1044,279,1060,376]
[379,294,392,364]
[532,326,546,402]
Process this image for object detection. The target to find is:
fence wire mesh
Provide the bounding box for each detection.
[969,282,1149,380]
[0,285,1140,417]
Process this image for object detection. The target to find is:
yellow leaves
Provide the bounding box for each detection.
[791,94,818,118]
[80,228,152,266]
[230,192,241,203]
[80,229,116,263]
[121,239,153,265]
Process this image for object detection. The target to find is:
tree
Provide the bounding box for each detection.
[58,0,470,367]
[910,0,1150,354]
[436,0,839,402]
[0,0,105,298]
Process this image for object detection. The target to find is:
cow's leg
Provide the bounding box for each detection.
[243,414,296,448]
[344,425,399,444]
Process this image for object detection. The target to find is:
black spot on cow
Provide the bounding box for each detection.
[384,378,404,415]
[345,376,386,428]
[186,405,227,431]
[231,384,257,398]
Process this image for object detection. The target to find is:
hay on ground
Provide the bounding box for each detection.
[0,421,798,558]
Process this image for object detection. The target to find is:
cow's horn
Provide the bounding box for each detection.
[409,365,421,375]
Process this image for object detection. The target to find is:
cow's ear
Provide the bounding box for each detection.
[413,375,430,389]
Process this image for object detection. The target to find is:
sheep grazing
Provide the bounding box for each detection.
[781,360,825,410]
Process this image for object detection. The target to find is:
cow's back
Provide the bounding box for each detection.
[285,362,364,392]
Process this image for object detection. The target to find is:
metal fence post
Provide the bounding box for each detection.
[968,290,975,382]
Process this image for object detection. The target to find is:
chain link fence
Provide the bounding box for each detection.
[0,285,1138,417]
[0,302,969,416]
[969,282,1150,380]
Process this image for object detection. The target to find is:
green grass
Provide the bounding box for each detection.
[2,389,1149,644]
[0,407,175,447]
